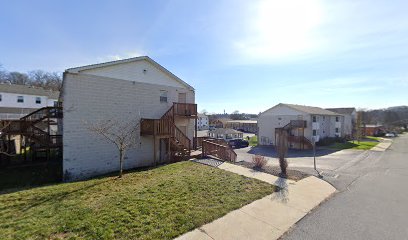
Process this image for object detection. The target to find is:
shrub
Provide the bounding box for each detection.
[252,155,267,169]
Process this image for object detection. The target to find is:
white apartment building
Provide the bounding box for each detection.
[258,103,346,149]
[61,56,197,181]
[197,113,209,130]
[0,84,59,119]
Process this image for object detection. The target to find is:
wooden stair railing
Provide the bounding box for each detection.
[202,140,237,162]
[140,104,192,161]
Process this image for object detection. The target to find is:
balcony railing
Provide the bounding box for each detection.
[173,103,197,117]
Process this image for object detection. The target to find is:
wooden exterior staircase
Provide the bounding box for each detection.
[275,120,313,150]
[0,106,63,165]
[140,103,197,163]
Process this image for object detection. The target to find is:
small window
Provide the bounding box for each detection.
[336,116,339,122]
[335,128,339,133]
[312,116,317,122]
[160,90,168,103]
[313,130,317,136]
[35,97,41,104]
[0,94,2,101]
[17,96,24,103]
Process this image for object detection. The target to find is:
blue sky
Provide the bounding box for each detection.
[1,0,407,113]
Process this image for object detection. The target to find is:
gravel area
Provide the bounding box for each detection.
[235,161,309,181]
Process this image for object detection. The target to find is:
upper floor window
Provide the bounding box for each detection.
[336,116,339,122]
[335,128,339,133]
[160,90,168,103]
[0,94,2,102]
[35,97,41,104]
[313,130,317,136]
[312,116,317,122]
[17,96,24,103]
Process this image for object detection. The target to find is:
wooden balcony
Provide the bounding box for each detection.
[289,120,307,128]
[173,103,197,117]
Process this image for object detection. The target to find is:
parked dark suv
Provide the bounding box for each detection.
[228,139,249,148]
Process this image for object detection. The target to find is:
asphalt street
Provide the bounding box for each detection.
[282,133,408,239]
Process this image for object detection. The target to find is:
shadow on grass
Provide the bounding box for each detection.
[0,161,171,195]
[248,145,341,158]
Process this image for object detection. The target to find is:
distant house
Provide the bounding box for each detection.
[225,120,258,133]
[197,114,209,130]
[0,84,59,120]
[208,128,243,141]
[326,108,356,138]
[258,103,346,149]
[363,124,385,136]
[209,118,230,129]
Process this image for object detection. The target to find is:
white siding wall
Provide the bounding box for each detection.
[0,92,57,109]
[258,105,311,145]
[62,73,195,181]
[81,60,188,88]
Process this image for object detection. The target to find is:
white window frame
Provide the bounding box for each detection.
[35,97,41,104]
[17,96,24,103]
[160,90,168,103]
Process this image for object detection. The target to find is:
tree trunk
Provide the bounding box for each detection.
[119,149,124,178]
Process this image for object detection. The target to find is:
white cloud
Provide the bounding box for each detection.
[234,0,324,62]
[97,51,145,63]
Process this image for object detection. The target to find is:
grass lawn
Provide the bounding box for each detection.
[329,139,379,150]
[0,161,276,240]
[365,136,381,141]
[0,162,62,191]
[249,135,258,146]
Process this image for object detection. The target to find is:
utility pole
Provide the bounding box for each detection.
[312,136,322,178]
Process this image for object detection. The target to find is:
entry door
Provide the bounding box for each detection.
[178,93,187,103]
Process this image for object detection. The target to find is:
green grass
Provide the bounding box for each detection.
[249,135,258,146]
[0,162,62,191]
[365,136,381,141]
[329,140,379,150]
[0,161,275,240]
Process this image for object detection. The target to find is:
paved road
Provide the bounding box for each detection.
[282,133,408,239]
[235,145,366,172]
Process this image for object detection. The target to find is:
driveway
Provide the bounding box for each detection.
[235,145,367,173]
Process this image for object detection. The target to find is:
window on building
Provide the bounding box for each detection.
[336,116,339,122]
[17,96,24,103]
[313,130,317,136]
[312,116,317,122]
[35,97,41,104]
[160,90,168,103]
[0,94,2,101]
[335,128,339,133]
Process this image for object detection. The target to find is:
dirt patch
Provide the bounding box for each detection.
[236,161,309,181]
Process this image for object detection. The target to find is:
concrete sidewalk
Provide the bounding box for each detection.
[370,138,393,152]
[176,162,336,240]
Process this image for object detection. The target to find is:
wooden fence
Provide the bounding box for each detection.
[202,140,237,162]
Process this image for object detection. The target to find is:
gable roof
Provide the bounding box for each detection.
[261,103,341,116]
[65,56,194,90]
[326,108,356,115]
[0,83,60,99]
[208,128,242,135]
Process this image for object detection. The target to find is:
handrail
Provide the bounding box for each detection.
[202,140,237,162]
[173,103,197,116]
[20,106,62,122]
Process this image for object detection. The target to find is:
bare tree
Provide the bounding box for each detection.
[355,111,363,143]
[86,118,140,178]
[200,109,208,115]
[276,130,288,176]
